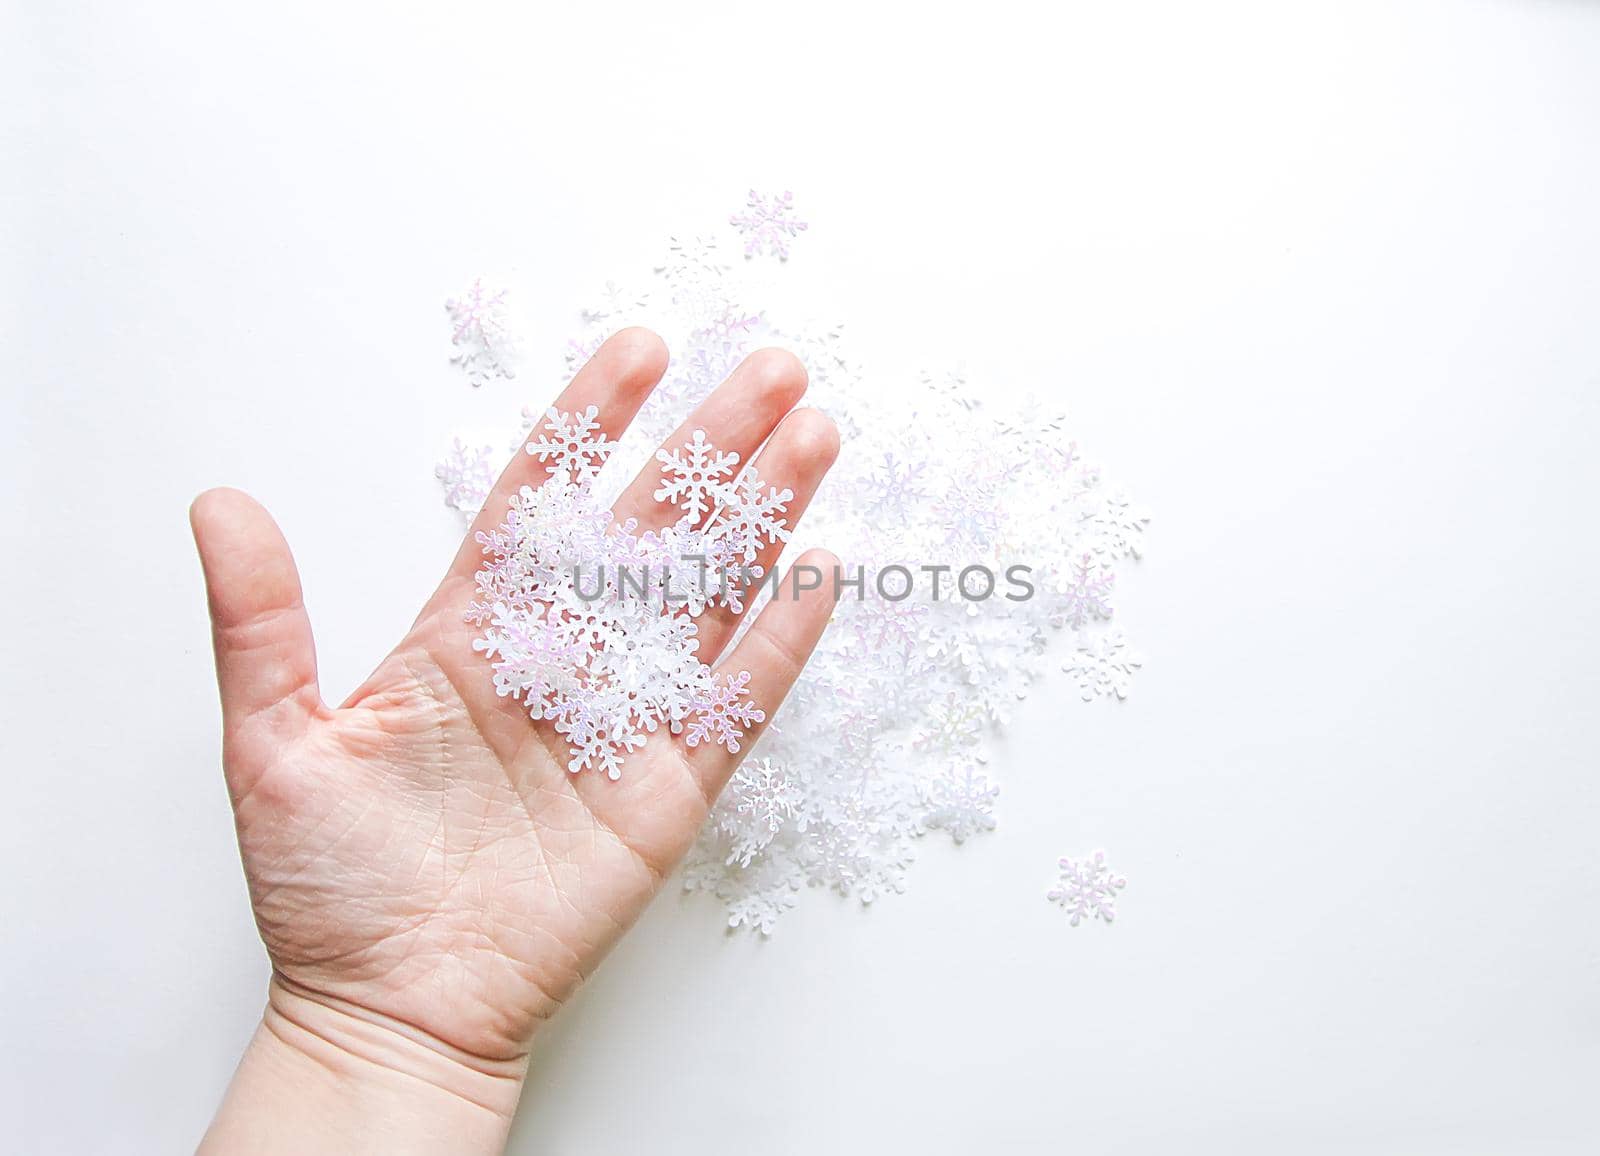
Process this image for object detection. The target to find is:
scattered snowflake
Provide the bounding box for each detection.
[583,281,650,325]
[729,190,808,260]
[1064,631,1144,701]
[1056,552,1115,630]
[921,763,998,844]
[915,696,987,756]
[718,851,805,934]
[1047,850,1126,926]
[864,452,928,521]
[1083,489,1151,561]
[445,279,518,385]
[434,439,496,518]
[714,758,806,867]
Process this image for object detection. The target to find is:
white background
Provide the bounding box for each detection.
[5,1,1599,1152]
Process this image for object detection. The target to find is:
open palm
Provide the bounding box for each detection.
[190,329,839,1075]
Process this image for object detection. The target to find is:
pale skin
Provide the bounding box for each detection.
[194,330,841,1154]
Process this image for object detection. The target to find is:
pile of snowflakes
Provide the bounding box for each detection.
[437,192,1147,932]
[469,406,790,779]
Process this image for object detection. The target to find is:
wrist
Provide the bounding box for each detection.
[200,974,528,1155]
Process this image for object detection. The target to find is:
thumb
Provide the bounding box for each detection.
[190,488,322,754]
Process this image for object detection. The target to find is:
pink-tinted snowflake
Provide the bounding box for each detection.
[1056,552,1115,630]
[1047,850,1126,926]
[434,438,496,519]
[729,190,808,260]
[473,601,586,706]
[684,670,766,753]
[445,279,518,385]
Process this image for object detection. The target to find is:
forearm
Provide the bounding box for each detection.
[201,976,527,1155]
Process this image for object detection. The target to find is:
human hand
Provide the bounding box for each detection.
[193,330,839,1153]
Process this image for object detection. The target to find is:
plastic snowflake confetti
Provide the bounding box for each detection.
[434,195,1149,931]
[717,467,793,561]
[655,429,740,521]
[1064,630,1144,702]
[1047,850,1126,926]
[1056,552,1116,631]
[729,190,808,260]
[920,763,998,844]
[684,670,766,753]
[445,279,519,386]
[469,411,791,779]
[434,438,496,519]
[527,404,615,485]
[713,757,807,867]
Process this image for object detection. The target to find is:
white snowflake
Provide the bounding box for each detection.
[683,670,766,754]
[657,235,732,322]
[1084,489,1151,561]
[526,405,615,485]
[713,467,793,561]
[582,280,650,325]
[1064,630,1143,701]
[1056,552,1115,630]
[921,763,998,844]
[717,850,805,934]
[714,758,805,866]
[434,439,496,519]
[804,793,917,903]
[1047,850,1126,926]
[655,429,741,522]
[445,279,518,386]
[914,695,987,756]
[864,452,928,521]
[729,190,808,260]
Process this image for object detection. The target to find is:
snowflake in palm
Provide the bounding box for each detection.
[527,404,615,485]
[683,670,766,754]
[473,601,586,705]
[471,410,785,779]
[1047,850,1126,926]
[730,190,808,260]
[714,467,793,561]
[655,430,740,522]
